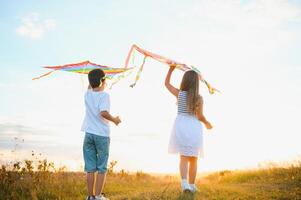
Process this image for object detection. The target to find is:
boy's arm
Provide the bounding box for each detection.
[100,111,121,126]
[196,96,213,129]
[98,93,121,126]
[165,65,179,98]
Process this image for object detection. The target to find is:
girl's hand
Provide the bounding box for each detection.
[169,63,177,71]
[113,116,121,126]
[205,121,213,130]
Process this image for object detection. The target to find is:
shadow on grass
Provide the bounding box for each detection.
[176,191,198,200]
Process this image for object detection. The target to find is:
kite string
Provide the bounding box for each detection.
[81,60,88,91]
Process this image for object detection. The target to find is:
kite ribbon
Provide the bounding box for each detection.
[32,70,56,80]
[130,56,147,88]
[125,44,219,94]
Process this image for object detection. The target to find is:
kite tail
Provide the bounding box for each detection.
[126,45,220,94]
[202,79,220,94]
[32,70,56,80]
[110,49,137,89]
[109,69,134,89]
[130,55,147,88]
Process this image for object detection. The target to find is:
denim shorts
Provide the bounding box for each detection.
[83,133,110,174]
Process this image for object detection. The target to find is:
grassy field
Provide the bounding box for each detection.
[0,160,300,200]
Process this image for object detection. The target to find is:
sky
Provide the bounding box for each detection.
[0,0,301,173]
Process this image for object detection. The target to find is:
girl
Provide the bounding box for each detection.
[165,64,213,193]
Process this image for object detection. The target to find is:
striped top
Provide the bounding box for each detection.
[177,91,189,114]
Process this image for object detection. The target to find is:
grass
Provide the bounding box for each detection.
[0,160,301,200]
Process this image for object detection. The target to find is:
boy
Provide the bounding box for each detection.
[81,69,121,200]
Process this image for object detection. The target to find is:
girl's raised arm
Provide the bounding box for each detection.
[165,65,179,97]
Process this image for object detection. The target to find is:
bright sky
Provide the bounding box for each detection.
[0,0,301,173]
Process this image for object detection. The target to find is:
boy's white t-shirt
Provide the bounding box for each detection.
[81,90,110,137]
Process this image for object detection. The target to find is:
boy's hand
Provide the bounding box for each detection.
[113,116,121,126]
[205,121,213,130]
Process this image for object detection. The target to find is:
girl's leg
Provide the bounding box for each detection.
[180,155,191,191]
[188,156,198,184]
[179,155,189,179]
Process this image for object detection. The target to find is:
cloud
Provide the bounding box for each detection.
[152,0,301,69]
[0,121,84,171]
[16,12,56,39]
[0,122,57,146]
[182,0,301,29]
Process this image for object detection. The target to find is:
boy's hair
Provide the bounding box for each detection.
[180,70,200,114]
[88,69,105,88]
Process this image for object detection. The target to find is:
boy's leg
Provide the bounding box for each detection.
[179,155,189,179]
[87,172,95,196]
[95,172,106,195]
[83,133,97,196]
[188,156,198,184]
[94,135,110,196]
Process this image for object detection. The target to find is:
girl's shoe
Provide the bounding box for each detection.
[94,194,109,200]
[86,196,95,200]
[181,181,192,192]
[189,184,198,193]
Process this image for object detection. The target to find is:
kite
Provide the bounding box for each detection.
[32,60,133,81]
[124,44,220,94]
[32,45,219,94]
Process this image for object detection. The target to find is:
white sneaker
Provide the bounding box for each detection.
[85,196,95,200]
[94,194,109,200]
[181,180,192,192]
[190,184,198,193]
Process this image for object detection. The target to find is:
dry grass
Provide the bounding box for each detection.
[0,160,301,200]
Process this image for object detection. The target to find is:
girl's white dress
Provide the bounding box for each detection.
[168,91,204,157]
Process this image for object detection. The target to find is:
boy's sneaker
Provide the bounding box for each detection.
[94,194,109,200]
[181,180,191,192]
[86,196,95,200]
[189,184,198,193]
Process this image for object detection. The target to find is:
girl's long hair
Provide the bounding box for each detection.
[180,70,200,114]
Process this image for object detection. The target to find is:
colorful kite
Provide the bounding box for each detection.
[33,45,219,94]
[32,60,133,81]
[124,44,219,94]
